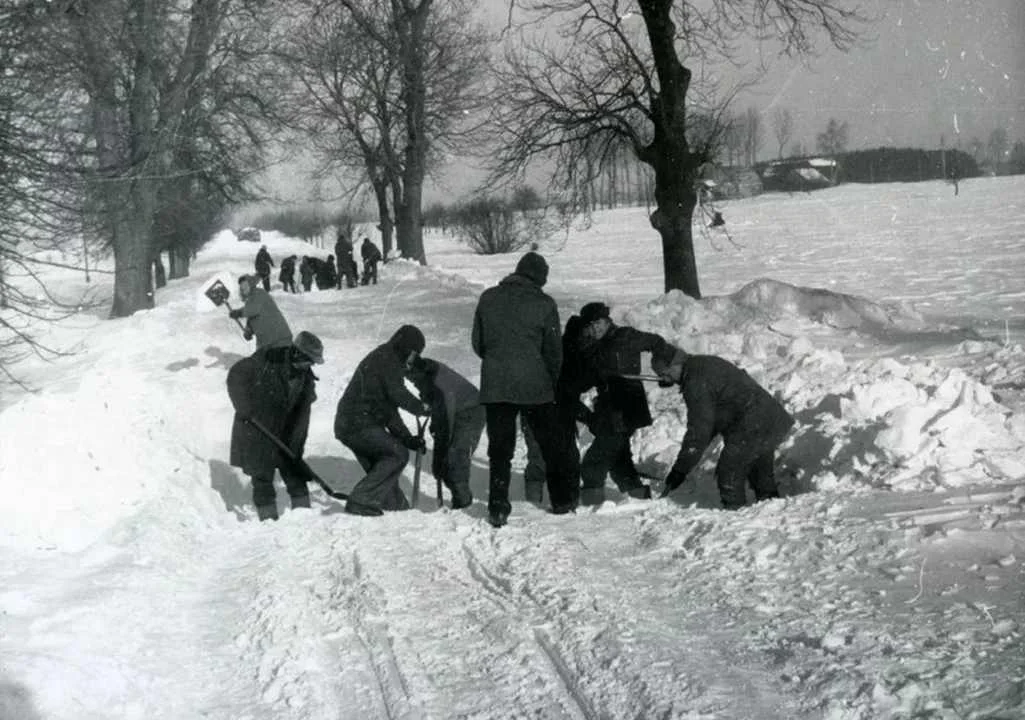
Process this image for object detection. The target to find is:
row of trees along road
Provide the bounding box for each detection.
[1,0,868,345]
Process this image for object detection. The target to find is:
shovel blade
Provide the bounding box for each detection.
[204,279,231,307]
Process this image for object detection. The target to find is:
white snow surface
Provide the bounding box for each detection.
[1,177,1024,720]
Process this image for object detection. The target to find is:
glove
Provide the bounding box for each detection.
[658,377,675,388]
[243,328,254,341]
[403,436,427,453]
[228,308,244,319]
[660,469,688,498]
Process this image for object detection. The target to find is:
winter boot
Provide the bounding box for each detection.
[487,511,508,528]
[256,504,279,521]
[579,487,606,507]
[626,485,652,500]
[290,494,311,510]
[345,500,384,517]
[450,486,473,510]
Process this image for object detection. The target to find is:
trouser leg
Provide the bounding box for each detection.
[747,449,780,502]
[446,407,484,507]
[342,427,411,511]
[279,464,311,508]
[521,416,546,504]
[715,437,759,510]
[485,404,518,517]
[524,403,576,510]
[250,473,278,520]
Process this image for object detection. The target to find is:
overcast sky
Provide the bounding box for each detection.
[265,0,1024,206]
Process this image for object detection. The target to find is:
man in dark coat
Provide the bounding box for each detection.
[299,256,315,292]
[653,350,795,510]
[229,274,292,350]
[314,255,338,290]
[227,331,325,521]
[334,325,432,516]
[279,255,298,293]
[471,251,576,526]
[360,237,382,285]
[407,357,485,510]
[254,245,274,292]
[575,302,678,505]
[334,232,358,288]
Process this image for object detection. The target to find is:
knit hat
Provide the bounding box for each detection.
[514,252,549,287]
[579,302,610,325]
[388,324,426,357]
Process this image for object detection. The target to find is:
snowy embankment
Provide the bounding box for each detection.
[1,179,1024,719]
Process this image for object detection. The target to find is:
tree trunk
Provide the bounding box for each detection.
[372,179,394,258]
[650,164,700,298]
[153,252,167,288]
[168,245,190,279]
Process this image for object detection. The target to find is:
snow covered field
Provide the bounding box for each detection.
[1,176,1023,719]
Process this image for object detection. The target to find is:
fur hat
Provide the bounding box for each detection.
[651,345,688,377]
[579,302,610,325]
[514,251,549,287]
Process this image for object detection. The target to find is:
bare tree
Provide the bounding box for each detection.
[772,107,794,159]
[282,0,489,263]
[816,117,849,155]
[743,106,762,166]
[987,127,1008,170]
[492,0,867,298]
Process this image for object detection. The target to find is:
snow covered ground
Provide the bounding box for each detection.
[1,176,1023,720]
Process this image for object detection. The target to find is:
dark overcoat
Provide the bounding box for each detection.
[334,328,426,442]
[671,354,794,478]
[227,347,317,477]
[471,273,562,404]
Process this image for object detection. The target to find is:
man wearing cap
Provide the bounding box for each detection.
[229,274,293,350]
[227,331,326,521]
[471,251,577,527]
[575,302,678,505]
[334,324,432,516]
[652,350,794,510]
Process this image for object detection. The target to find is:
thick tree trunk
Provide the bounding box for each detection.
[168,245,190,279]
[153,252,167,288]
[650,167,700,298]
[372,179,394,258]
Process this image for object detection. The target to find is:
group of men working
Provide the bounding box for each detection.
[226,250,794,526]
[250,233,383,296]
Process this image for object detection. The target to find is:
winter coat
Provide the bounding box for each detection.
[227,346,317,477]
[315,257,338,290]
[670,354,794,478]
[409,358,481,450]
[361,240,382,264]
[279,255,297,282]
[334,326,428,442]
[239,287,293,349]
[581,325,676,432]
[254,247,274,277]
[471,273,562,404]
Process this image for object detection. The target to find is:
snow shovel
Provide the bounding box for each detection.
[246,418,349,501]
[616,373,664,383]
[203,278,248,334]
[411,417,428,507]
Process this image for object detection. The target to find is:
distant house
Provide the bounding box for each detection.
[757,157,837,192]
[697,165,763,200]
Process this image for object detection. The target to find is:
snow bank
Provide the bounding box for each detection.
[626,280,1025,495]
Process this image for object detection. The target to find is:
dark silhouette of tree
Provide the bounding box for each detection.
[772,108,794,159]
[491,0,867,298]
[816,117,849,156]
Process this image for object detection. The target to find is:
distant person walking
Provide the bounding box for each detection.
[254,245,274,292]
[334,325,432,516]
[360,238,382,285]
[299,256,315,292]
[471,251,577,527]
[227,331,325,521]
[229,274,292,350]
[334,231,359,288]
[279,255,298,294]
[653,350,794,510]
